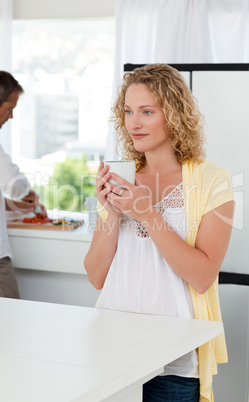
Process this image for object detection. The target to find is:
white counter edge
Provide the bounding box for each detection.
[7,228,93,241]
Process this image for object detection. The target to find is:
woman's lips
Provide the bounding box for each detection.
[132,134,148,139]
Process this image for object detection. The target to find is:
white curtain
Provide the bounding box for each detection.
[0,0,12,154]
[105,0,249,160]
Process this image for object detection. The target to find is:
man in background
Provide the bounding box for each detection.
[0,71,44,298]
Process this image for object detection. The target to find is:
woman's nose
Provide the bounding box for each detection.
[131,114,142,129]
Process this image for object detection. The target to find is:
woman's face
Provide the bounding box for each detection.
[124,83,168,154]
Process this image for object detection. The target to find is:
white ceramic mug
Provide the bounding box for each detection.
[104,160,136,188]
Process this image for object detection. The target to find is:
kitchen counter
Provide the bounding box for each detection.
[6,215,101,306]
[0,298,223,402]
[7,221,93,275]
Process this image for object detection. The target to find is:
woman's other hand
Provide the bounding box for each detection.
[106,172,153,221]
[96,162,122,218]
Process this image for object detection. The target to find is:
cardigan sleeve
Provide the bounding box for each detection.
[200,161,235,215]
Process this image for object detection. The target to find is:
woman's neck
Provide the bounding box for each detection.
[142,144,181,175]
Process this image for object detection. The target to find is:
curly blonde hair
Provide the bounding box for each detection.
[111,63,206,170]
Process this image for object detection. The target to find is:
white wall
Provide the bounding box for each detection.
[13,0,116,19]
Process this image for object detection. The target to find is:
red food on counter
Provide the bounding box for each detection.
[23,215,51,224]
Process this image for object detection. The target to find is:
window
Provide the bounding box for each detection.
[12,18,115,212]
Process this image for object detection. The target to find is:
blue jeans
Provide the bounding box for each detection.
[143,375,200,402]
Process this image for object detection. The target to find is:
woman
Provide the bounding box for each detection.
[84,64,235,401]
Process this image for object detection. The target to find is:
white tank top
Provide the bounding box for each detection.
[97,182,199,378]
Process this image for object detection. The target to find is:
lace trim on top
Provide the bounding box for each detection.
[135,182,184,238]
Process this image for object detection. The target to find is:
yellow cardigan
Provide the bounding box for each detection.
[182,160,234,402]
[97,159,234,401]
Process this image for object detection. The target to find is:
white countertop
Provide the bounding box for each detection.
[7,215,93,274]
[7,226,93,241]
[0,298,223,402]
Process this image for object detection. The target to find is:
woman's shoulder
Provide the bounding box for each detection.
[186,159,230,177]
[183,159,233,192]
[183,159,234,213]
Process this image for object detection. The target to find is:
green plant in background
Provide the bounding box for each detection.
[34,156,97,212]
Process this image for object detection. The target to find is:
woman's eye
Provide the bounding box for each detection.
[144,110,152,115]
[124,109,132,114]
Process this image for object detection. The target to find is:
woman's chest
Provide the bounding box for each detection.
[136,170,182,205]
